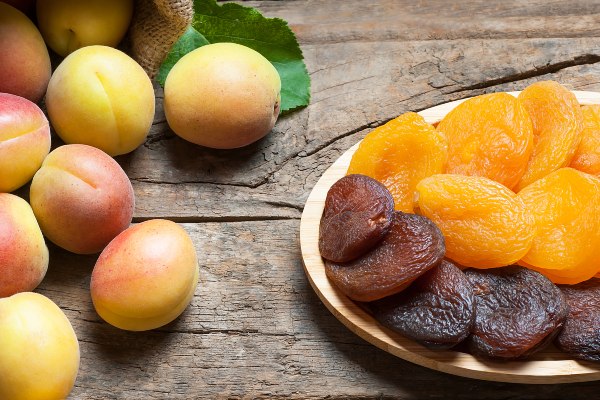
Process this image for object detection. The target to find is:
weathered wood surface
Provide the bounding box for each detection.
[36,1,600,398]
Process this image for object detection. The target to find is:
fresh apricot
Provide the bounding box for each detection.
[436,92,533,190]
[91,219,199,331]
[0,3,51,103]
[347,112,447,212]
[30,144,134,254]
[516,81,583,191]
[0,93,51,193]
[569,105,600,176]
[517,168,600,284]
[416,174,535,268]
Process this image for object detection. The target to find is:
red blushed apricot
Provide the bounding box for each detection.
[90,219,199,331]
[0,93,51,192]
[0,3,51,103]
[0,193,48,297]
[29,144,134,254]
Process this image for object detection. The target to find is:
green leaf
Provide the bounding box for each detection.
[158,0,311,113]
[156,25,209,86]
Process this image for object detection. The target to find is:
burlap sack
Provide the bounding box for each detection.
[128,0,194,79]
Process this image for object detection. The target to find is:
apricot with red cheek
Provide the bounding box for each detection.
[0,193,48,298]
[29,144,134,254]
[91,219,199,331]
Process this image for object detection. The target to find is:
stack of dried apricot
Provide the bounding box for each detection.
[348,80,600,284]
[319,80,600,362]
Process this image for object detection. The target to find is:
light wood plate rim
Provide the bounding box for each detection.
[299,90,600,384]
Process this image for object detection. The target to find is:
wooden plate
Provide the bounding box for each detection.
[299,91,600,384]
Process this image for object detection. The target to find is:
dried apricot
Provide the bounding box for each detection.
[556,278,600,362]
[465,266,568,359]
[319,174,394,263]
[520,251,600,284]
[324,212,445,302]
[517,168,600,284]
[347,112,447,213]
[515,81,583,191]
[569,105,600,176]
[416,174,534,269]
[370,260,474,349]
[436,92,533,190]
[520,263,595,286]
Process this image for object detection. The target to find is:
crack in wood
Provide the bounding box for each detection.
[251,119,391,190]
[277,54,600,179]
[131,177,265,189]
[132,215,300,223]
[450,54,600,93]
[146,129,174,143]
[264,200,304,212]
[154,328,296,337]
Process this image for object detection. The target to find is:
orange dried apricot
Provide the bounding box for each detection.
[347,112,447,213]
[517,168,600,284]
[416,174,534,269]
[515,81,584,191]
[521,263,596,286]
[436,92,533,190]
[569,105,600,176]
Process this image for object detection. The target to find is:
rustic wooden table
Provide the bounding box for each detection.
[37,1,600,398]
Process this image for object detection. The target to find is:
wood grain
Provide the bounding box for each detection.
[299,91,600,385]
[247,0,600,43]
[29,1,600,398]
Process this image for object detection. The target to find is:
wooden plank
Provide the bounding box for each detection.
[247,0,600,43]
[132,181,302,222]
[39,222,600,398]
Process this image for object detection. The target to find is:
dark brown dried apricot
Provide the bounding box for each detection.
[465,266,568,359]
[370,260,474,349]
[556,279,600,362]
[325,211,445,302]
[319,174,394,263]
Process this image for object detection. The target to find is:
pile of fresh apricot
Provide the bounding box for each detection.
[0,2,198,398]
